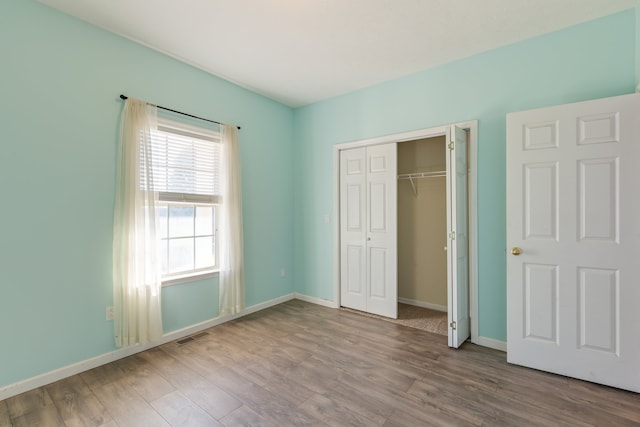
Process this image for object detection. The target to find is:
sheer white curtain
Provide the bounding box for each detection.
[112,98,163,347]
[219,124,245,316]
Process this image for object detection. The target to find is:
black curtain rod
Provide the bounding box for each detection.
[119,94,240,130]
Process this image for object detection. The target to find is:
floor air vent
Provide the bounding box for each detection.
[176,331,209,345]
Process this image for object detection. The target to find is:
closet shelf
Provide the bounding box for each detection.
[398,171,446,179]
[398,170,446,195]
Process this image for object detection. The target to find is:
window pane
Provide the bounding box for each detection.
[168,237,194,274]
[195,206,214,236]
[195,236,214,269]
[169,205,194,238]
[157,205,168,238]
[159,239,168,275]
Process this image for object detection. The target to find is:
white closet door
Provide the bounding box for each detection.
[446,125,470,348]
[365,143,397,319]
[340,143,397,319]
[507,93,640,392]
[340,147,367,312]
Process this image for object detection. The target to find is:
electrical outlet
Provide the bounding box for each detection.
[280,268,286,277]
[106,306,114,321]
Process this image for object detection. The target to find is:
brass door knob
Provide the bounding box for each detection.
[511,247,522,256]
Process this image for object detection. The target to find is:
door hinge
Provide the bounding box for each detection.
[449,231,456,240]
[448,141,454,150]
[450,321,457,330]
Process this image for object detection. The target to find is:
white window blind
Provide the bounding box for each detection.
[142,119,222,203]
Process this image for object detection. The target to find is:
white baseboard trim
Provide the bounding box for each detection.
[294,293,338,308]
[0,293,296,401]
[398,297,447,313]
[477,336,507,352]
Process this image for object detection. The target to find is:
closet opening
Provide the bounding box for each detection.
[397,136,450,336]
[333,122,477,349]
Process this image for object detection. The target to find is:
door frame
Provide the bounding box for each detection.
[332,120,479,344]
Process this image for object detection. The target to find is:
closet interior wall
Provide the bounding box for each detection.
[397,136,447,310]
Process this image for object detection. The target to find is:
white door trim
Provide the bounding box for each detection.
[333,120,479,344]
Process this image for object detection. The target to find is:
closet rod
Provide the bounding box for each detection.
[397,171,446,180]
[119,94,240,130]
[398,171,446,196]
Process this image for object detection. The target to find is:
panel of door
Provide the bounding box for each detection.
[506,93,640,392]
[340,147,367,312]
[365,143,397,319]
[447,125,470,348]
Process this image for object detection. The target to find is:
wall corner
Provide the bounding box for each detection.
[636,1,640,88]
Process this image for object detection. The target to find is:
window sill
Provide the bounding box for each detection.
[162,270,219,287]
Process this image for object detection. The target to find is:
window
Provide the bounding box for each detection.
[157,203,217,279]
[144,118,222,283]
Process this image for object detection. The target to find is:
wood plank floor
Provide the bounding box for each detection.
[2,299,639,426]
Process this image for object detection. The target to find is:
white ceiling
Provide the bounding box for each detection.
[39,0,635,107]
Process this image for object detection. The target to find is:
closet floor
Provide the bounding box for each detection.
[340,303,448,336]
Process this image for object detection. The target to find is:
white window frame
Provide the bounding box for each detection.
[148,117,223,286]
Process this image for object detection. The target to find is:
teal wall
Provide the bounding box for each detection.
[0,0,636,390]
[292,10,636,342]
[0,0,294,388]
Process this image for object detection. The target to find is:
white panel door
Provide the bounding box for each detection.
[506,93,640,392]
[365,143,397,319]
[340,147,367,312]
[340,143,397,319]
[446,125,470,348]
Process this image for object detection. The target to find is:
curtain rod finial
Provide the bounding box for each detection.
[120,94,128,100]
